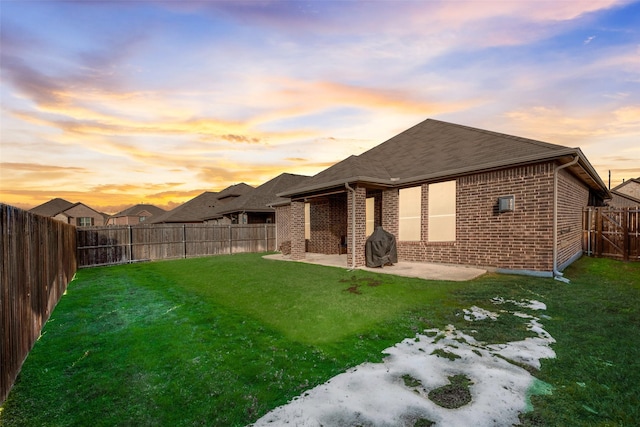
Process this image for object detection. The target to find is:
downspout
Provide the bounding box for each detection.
[553,154,580,282]
[345,182,356,270]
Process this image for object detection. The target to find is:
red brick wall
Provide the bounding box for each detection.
[381,188,399,236]
[368,190,383,229]
[307,195,347,254]
[275,205,291,254]
[556,168,589,269]
[277,161,591,273]
[290,201,306,260]
[347,185,367,267]
[391,162,559,272]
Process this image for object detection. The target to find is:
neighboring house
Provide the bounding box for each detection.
[204,173,311,225]
[29,198,74,217]
[30,198,107,226]
[150,183,254,224]
[106,204,167,225]
[277,118,610,277]
[609,178,640,208]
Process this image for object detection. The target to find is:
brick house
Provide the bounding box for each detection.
[30,198,107,227]
[149,183,254,224]
[277,119,610,277]
[204,173,310,225]
[106,204,167,225]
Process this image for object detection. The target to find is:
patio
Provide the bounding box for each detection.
[263,253,486,281]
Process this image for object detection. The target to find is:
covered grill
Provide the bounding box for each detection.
[365,226,398,268]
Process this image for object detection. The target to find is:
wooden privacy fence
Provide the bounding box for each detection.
[77,223,277,267]
[583,207,640,261]
[1,204,77,404]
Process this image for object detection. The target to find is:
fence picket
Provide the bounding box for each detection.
[76,223,276,268]
[1,204,77,404]
[583,207,640,261]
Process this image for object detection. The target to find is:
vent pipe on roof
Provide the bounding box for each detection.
[345,182,356,270]
[553,154,580,283]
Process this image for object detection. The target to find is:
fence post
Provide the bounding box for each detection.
[128,225,133,264]
[229,225,232,255]
[596,207,603,257]
[622,208,629,261]
[264,224,268,251]
[587,208,593,256]
[183,224,187,259]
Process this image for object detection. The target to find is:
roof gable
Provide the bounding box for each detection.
[281,119,607,197]
[29,198,74,217]
[150,183,254,223]
[214,173,311,217]
[363,119,570,181]
[114,204,166,217]
[612,178,640,198]
[61,202,105,216]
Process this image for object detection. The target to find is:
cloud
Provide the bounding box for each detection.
[503,104,640,144]
[584,35,597,45]
[90,182,185,193]
[0,162,90,191]
[612,105,640,125]
[0,162,86,173]
[1,0,637,211]
[0,183,213,214]
[220,134,261,144]
[195,164,294,187]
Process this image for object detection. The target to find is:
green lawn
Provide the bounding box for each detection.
[1,253,639,426]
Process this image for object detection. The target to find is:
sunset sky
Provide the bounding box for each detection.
[1,0,639,214]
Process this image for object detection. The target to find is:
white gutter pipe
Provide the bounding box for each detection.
[345,182,356,270]
[553,154,580,282]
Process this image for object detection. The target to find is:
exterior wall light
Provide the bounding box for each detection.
[498,195,515,213]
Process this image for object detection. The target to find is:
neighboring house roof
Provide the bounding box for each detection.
[610,190,640,207]
[62,202,106,217]
[111,204,167,218]
[210,173,311,218]
[279,119,609,198]
[611,177,640,198]
[150,183,254,223]
[29,198,74,217]
[30,198,107,221]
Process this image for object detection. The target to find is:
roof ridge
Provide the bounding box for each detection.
[427,118,567,150]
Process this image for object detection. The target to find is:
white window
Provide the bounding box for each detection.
[365,197,375,236]
[77,217,93,227]
[428,180,456,242]
[399,186,421,241]
[304,202,310,240]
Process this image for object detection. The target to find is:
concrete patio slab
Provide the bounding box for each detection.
[263,253,486,281]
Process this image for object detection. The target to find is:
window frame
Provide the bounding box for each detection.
[427,180,456,242]
[398,186,422,241]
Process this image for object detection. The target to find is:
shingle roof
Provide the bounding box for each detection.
[280,118,607,197]
[611,190,640,205]
[612,177,640,192]
[29,198,74,217]
[212,173,311,218]
[150,183,254,223]
[112,204,166,218]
